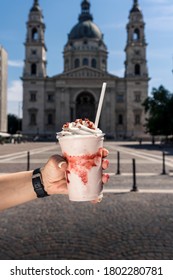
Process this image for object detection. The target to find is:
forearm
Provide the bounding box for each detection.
[0,171,37,211]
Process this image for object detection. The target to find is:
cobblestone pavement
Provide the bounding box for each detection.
[0,141,173,260]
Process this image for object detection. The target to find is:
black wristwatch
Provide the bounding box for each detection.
[32,168,49,198]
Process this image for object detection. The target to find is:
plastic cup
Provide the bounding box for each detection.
[58,134,104,201]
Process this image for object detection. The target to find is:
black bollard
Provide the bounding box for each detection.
[161,151,166,175]
[116,151,121,175]
[131,158,138,192]
[27,151,30,171]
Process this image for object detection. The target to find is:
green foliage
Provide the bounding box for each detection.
[142,85,173,136]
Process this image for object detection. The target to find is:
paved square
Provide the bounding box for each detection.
[0,141,173,259]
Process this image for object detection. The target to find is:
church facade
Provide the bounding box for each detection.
[22,0,149,140]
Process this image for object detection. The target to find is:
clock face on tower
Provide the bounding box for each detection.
[133,14,143,23]
[133,15,138,21]
[134,50,140,55]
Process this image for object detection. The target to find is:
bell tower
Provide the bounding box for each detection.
[125,0,148,78]
[22,0,47,136]
[124,0,149,138]
[23,0,47,78]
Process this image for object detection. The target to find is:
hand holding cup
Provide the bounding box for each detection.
[41,148,109,201]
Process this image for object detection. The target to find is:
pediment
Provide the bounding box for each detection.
[52,66,118,79]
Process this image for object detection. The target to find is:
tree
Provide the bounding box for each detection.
[8,114,22,134]
[142,85,173,137]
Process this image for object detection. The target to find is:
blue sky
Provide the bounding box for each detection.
[1,0,173,117]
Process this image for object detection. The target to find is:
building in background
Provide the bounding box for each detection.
[0,46,8,132]
[22,0,149,140]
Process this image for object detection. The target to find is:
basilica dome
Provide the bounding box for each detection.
[68,0,103,41]
[69,20,102,40]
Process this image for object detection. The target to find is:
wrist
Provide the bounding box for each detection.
[32,168,49,198]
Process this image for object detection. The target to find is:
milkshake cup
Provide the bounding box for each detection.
[57,83,107,202]
[58,133,104,201]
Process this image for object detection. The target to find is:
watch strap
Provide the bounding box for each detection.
[32,168,49,198]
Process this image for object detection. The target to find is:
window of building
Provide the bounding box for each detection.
[74,58,80,68]
[65,59,69,71]
[117,94,124,103]
[133,28,140,40]
[31,49,37,55]
[91,58,97,68]
[83,58,88,66]
[102,59,106,71]
[134,91,141,102]
[47,113,53,125]
[47,92,54,102]
[30,113,37,125]
[31,63,37,75]
[134,114,141,125]
[134,64,140,75]
[118,114,123,125]
[32,28,39,41]
[30,91,37,102]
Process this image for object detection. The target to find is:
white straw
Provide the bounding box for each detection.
[95,82,107,128]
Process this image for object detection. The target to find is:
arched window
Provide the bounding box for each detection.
[31,63,37,75]
[83,58,88,66]
[134,64,140,75]
[133,28,140,41]
[32,28,39,41]
[74,58,80,68]
[91,58,97,68]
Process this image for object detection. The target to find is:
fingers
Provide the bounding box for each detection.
[102,173,109,184]
[91,194,103,204]
[102,148,109,158]
[91,173,109,204]
[102,159,109,170]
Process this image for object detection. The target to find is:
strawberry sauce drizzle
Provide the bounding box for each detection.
[64,148,102,185]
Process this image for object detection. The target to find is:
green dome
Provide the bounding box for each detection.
[68,1,103,41]
[69,20,102,40]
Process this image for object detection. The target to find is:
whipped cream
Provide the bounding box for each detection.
[57,118,103,137]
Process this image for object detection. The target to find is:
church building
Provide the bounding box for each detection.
[22,0,149,139]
